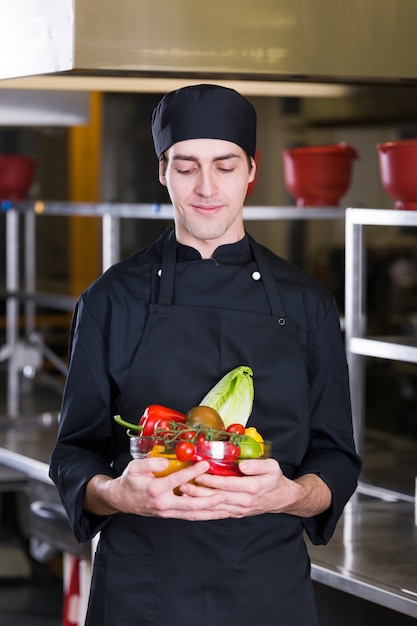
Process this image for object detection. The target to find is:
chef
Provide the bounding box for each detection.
[50,83,361,626]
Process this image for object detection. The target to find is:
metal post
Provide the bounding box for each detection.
[6,208,20,417]
[101,213,120,273]
[24,209,36,340]
[345,209,366,455]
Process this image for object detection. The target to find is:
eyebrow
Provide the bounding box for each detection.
[172,153,241,163]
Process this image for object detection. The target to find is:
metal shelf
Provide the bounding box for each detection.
[4,200,346,221]
[350,336,417,363]
[345,207,417,228]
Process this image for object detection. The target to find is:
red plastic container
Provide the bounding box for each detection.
[0,154,35,200]
[282,143,358,207]
[377,138,417,210]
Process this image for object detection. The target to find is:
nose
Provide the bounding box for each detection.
[195,168,217,197]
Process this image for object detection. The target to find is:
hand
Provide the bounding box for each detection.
[179,458,285,518]
[85,457,230,521]
[180,458,332,519]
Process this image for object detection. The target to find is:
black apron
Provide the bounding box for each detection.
[86,232,318,626]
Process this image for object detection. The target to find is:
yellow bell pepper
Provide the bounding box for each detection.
[244,427,265,455]
[244,427,264,443]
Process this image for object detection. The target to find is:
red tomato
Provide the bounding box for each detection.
[176,442,196,462]
[195,439,240,462]
[136,437,154,455]
[153,418,174,443]
[226,423,245,435]
[154,418,172,431]
[223,442,241,460]
[180,429,197,442]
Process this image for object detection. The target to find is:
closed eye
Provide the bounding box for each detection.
[176,167,197,175]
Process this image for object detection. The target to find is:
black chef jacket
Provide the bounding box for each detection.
[50,229,361,624]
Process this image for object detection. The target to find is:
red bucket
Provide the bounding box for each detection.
[282,143,358,207]
[0,154,35,200]
[377,138,417,210]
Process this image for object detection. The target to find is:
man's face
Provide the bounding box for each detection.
[159,138,256,257]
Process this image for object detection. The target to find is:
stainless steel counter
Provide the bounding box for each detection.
[0,414,416,618]
[309,489,417,618]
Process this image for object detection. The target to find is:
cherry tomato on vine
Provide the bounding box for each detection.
[135,437,154,455]
[180,429,197,442]
[176,441,196,462]
[223,442,241,460]
[154,418,172,431]
[153,418,174,443]
[226,423,245,436]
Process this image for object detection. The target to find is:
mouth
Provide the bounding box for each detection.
[192,204,223,213]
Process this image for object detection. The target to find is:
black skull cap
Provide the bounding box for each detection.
[151,83,257,158]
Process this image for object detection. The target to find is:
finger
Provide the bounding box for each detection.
[157,507,230,521]
[129,457,170,475]
[162,460,211,491]
[211,497,263,518]
[194,473,247,491]
[238,458,278,476]
[153,489,228,517]
[146,461,215,499]
[179,481,216,497]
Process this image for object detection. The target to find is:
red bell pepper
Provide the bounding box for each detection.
[139,405,185,437]
[206,461,242,476]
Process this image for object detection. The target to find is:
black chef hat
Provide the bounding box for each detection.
[151,84,257,158]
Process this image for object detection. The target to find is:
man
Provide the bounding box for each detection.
[50,84,361,625]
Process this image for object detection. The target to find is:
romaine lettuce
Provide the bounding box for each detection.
[199,366,254,428]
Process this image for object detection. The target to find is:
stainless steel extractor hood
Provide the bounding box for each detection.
[1,0,417,90]
[71,0,417,84]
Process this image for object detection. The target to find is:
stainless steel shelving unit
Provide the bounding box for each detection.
[308,206,417,619]
[345,207,417,458]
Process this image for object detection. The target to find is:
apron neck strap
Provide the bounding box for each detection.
[158,229,176,305]
[246,234,286,318]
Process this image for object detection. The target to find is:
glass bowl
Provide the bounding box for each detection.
[130,436,193,477]
[130,436,272,477]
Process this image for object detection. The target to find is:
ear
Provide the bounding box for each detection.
[158,159,167,186]
[248,157,256,183]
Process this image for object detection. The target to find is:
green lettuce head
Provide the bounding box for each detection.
[199,366,254,428]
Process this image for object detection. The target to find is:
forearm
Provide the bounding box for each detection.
[84,474,120,516]
[278,473,332,518]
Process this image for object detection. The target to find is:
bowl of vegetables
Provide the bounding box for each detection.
[115,366,272,477]
[126,412,271,477]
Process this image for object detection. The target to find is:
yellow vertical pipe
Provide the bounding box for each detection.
[68,91,102,297]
